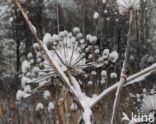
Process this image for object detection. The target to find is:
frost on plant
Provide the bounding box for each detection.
[116,0,141,14]
[16,27,119,122]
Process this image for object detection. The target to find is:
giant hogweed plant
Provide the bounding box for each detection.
[14,0,156,123]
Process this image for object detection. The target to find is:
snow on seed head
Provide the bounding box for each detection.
[44,90,51,100]
[53,34,59,41]
[103,49,109,58]
[76,33,83,39]
[32,67,40,73]
[106,18,110,21]
[49,33,86,74]
[104,9,108,13]
[73,27,80,34]
[68,32,72,38]
[91,71,97,76]
[140,94,156,114]
[110,72,117,79]
[88,81,93,86]
[89,36,97,44]
[37,58,42,63]
[136,93,140,98]
[101,77,106,84]
[29,59,34,64]
[151,89,155,94]
[33,43,40,50]
[80,39,85,44]
[43,33,51,46]
[36,103,44,111]
[16,90,24,101]
[116,0,141,14]
[86,34,92,40]
[21,76,31,88]
[22,60,30,73]
[16,90,30,101]
[88,54,93,59]
[143,88,147,93]
[93,12,99,19]
[64,30,68,36]
[48,102,55,112]
[24,85,31,93]
[27,52,33,60]
[70,103,78,111]
[95,49,100,54]
[59,31,65,38]
[102,0,106,4]
[26,72,31,77]
[101,70,107,77]
[109,51,118,63]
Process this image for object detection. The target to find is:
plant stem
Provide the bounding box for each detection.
[111,9,133,124]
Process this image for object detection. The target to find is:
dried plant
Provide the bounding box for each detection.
[13,0,156,123]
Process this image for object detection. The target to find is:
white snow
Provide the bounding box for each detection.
[102,49,109,58]
[83,107,92,124]
[101,77,106,84]
[70,103,78,111]
[116,0,141,14]
[53,34,59,41]
[102,0,106,4]
[88,81,93,86]
[9,17,13,23]
[58,31,65,38]
[21,76,31,88]
[93,12,99,19]
[16,90,30,101]
[24,85,31,93]
[29,59,34,64]
[86,34,92,40]
[21,60,30,73]
[89,36,97,44]
[101,70,107,77]
[109,51,118,63]
[73,27,80,34]
[140,94,156,114]
[43,33,51,46]
[32,67,40,73]
[91,71,97,76]
[43,90,51,100]
[110,72,117,79]
[37,52,42,57]
[36,103,44,111]
[33,43,40,50]
[27,52,33,60]
[48,101,55,112]
[95,49,100,54]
